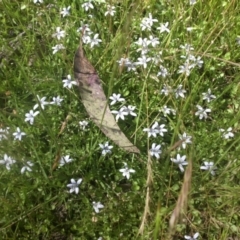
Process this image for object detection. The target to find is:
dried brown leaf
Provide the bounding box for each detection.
[74,39,140,153]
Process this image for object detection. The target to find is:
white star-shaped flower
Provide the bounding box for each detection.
[109,93,125,105]
[104,5,116,16]
[200,161,216,175]
[33,95,49,110]
[59,155,73,167]
[202,89,216,102]
[160,84,172,96]
[111,108,128,121]
[0,154,16,170]
[52,44,65,54]
[121,105,137,117]
[154,122,168,136]
[50,96,63,106]
[157,65,168,78]
[21,161,34,174]
[79,120,89,130]
[148,35,160,47]
[67,178,82,194]
[87,34,102,48]
[52,27,65,40]
[157,22,170,33]
[13,127,26,141]
[119,163,135,179]
[136,55,151,68]
[135,37,150,54]
[178,62,193,76]
[60,6,71,17]
[62,75,78,89]
[25,110,39,125]
[150,143,161,159]
[195,105,211,120]
[171,154,188,172]
[140,13,158,31]
[219,127,234,139]
[82,1,94,11]
[143,127,159,138]
[175,85,187,98]
[92,201,104,213]
[178,132,192,149]
[99,142,113,155]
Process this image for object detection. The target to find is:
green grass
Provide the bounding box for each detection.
[1,0,240,239]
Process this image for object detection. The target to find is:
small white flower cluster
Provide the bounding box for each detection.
[195,89,216,120]
[109,93,137,121]
[61,157,107,211]
[160,85,216,120]
[143,121,168,138]
[142,119,191,173]
[77,23,102,48]
[117,57,137,72]
[60,156,109,208]
[116,14,169,72]
[142,122,167,159]
[143,123,192,172]
[161,84,187,99]
[66,178,105,213]
[1,93,64,172]
[50,0,95,53]
[1,95,63,153]
[77,0,116,48]
[117,14,166,71]
[98,142,135,179]
[25,95,63,125]
[178,44,204,76]
[0,153,34,174]
[140,13,158,32]
[219,127,234,139]
[52,26,66,54]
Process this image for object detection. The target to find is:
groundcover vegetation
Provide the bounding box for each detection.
[1,0,240,239]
